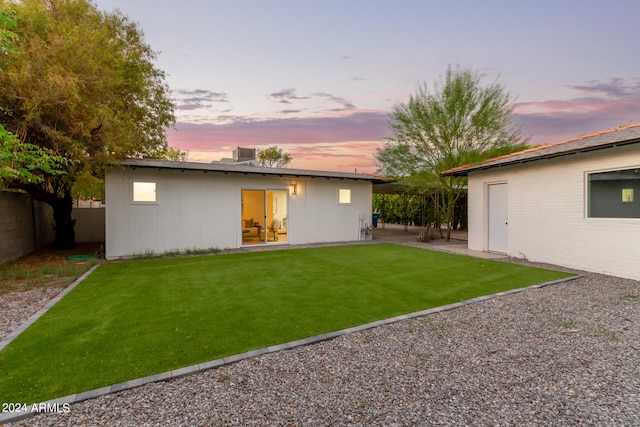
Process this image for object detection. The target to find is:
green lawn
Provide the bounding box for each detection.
[0,244,574,403]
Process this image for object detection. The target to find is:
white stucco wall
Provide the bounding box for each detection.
[467,145,640,280]
[105,167,372,259]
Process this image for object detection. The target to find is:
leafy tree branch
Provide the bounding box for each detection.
[0,0,177,248]
[377,66,529,240]
[258,146,292,168]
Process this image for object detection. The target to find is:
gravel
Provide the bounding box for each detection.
[3,257,639,426]
[0,287,64,341]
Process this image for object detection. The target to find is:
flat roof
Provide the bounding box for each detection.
[441,125,640,176]
[121,158,385,183]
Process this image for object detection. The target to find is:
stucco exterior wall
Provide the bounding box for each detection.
[105,168,372,259]
[467,145,640,280]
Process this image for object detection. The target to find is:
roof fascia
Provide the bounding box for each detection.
[441,138,640,177]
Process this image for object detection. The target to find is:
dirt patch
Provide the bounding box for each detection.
[0,243,103,295]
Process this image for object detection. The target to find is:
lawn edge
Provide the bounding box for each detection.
[0,264,101,352]
[0,273,580,424]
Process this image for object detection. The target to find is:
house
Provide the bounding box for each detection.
[441,125,640,281]
[104,158,382,259]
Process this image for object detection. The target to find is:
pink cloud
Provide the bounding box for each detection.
[167,111,390,151]
[515,98,613,114]
[514,78,640,145]
[285,141,383,172]
[167,77,640,172]
[166,110,390,173]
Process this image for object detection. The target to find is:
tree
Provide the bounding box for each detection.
[372,193,423,228]
[0,1,18,59]
[376,66,528,240]
[0,0,177,248]
[1,127,69,183]
[257,146,292,168]
[1,1,71,191]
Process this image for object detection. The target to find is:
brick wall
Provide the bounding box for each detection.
[0,191,54,264]
[467,145,640,281]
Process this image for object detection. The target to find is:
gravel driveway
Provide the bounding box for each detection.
[3,255,639,426]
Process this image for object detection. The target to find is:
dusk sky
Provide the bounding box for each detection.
[95,0,640,173]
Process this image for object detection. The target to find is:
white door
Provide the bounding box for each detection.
[488,183,508,253]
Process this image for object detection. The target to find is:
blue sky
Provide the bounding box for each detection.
[95,0,640,172]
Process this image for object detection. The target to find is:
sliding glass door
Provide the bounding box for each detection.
[241,189,288,245]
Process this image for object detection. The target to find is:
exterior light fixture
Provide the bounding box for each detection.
[290,183,297,195]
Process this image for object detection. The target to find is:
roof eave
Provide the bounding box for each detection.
[119,158,385,183]
[441,138,640,177]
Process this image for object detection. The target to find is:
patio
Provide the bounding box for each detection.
[372,223,507,260]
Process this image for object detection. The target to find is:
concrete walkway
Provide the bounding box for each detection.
[230,224,507,261]
[372,222,468,241]
[372,223,507,260]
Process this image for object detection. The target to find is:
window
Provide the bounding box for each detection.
[132,181,157,203]
[338,188,351,205]
[588,168,640,218]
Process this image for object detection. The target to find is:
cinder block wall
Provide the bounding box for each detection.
[0,191,54,264]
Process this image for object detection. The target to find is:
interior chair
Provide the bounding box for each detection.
[268,219,281,241]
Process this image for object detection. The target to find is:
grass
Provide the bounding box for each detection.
[549,315,621,341]
[130,247,221,259]
[549,315,576,329]
[621,293,640,301]
[0,243,574,403]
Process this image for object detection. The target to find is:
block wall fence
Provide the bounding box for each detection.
[0,191,54,264]
[0,191,104,264]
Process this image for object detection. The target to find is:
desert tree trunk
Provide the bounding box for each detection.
[51,193,76,249]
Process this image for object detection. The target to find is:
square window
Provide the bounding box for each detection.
[132,181,156,203]
[338,188,351,205]
[588,168,640,218]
